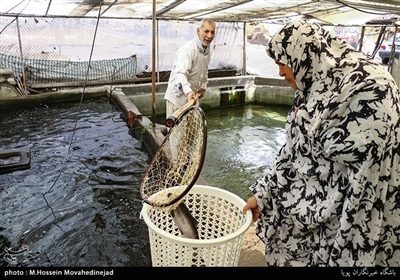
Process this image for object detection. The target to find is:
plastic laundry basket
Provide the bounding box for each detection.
[140,184,253,267]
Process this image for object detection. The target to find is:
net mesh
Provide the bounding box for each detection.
[140,105,206,210]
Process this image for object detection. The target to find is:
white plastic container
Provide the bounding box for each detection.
[140,185,253,267]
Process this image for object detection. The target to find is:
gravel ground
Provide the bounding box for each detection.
[238,224,267,267]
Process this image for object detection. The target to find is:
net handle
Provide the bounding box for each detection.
[165,98,197,128]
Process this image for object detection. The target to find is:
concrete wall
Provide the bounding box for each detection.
[0,86,110,110]
[0,76,294,112]
[116,76,294,117]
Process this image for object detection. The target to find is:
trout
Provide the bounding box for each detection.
[170,202,199,239]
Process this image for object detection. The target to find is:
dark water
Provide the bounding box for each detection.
[0,98,152,267]
[200,104,289,200]
[0,99,289,268]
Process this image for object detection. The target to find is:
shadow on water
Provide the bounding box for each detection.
[0,98,152,267]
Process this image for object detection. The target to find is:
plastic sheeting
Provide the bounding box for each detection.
[0,53,137,84]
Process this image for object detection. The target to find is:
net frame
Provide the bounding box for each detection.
[140,101,207,210]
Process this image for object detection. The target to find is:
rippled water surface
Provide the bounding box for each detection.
[0,99,152,267]
[1,99,289,267]
[200,104,289,200]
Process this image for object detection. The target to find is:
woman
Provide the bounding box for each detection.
[243,19,400,266]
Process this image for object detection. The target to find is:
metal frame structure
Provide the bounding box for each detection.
[1,0,399,25]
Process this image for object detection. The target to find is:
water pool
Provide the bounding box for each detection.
[0,98,152,266]
[0,98,289,267]
[200,104,289,200]
[156,103,289,200]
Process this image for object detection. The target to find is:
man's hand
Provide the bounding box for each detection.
[187,91,196,102]
[186,89,205,102]
[197,88,206,99]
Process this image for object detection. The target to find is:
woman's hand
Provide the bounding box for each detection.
[243,196,260,222]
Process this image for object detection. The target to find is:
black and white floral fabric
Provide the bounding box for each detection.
[251,18,400,266]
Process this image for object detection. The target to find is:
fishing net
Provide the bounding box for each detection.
[140,99,252,267]
[140,99,207,212]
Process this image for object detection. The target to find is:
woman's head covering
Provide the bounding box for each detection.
[265,18,399,152]
[266,19,389,106]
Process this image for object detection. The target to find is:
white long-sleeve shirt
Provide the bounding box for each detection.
[164,38,211,108]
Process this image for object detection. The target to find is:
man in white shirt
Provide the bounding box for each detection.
[164,18,216,117]
[164,19,216,160]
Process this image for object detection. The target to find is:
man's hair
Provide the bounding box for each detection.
[199,18,216,29]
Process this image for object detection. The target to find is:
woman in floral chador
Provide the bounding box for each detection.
[243,19,400,266]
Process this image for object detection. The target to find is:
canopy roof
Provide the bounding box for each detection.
[1,0,399,26]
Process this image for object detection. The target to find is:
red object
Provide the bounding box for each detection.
[127,110,136,128]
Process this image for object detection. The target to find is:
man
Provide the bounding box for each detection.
[164,19,216,160]
[164,18,216,118]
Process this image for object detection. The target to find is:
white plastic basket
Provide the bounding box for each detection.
[140,185,253,267]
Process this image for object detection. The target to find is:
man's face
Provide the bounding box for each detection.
[197,21,216,47]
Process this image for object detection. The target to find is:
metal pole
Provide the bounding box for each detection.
[151,0,156,124]
[371,26,386,59]
[157,20,160,83]
[242,22,246,76]
[16,16,28,95]
[388,26,398,74]
[358,26,365,52]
